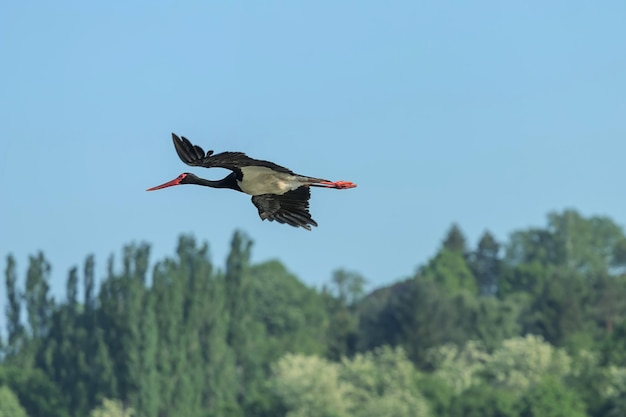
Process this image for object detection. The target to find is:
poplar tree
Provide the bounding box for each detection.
[24,252,54,340]
[224,231,265,415]
[4,255,24,356]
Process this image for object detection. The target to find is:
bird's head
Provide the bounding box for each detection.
[146,173,199,191]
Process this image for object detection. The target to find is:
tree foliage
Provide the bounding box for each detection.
[90,399,134,417]
[2,209,626,416]
[271,347,431,417]
[0,385,29,417]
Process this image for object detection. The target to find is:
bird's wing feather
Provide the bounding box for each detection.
[172,133,294,174]
[251,187,318,230]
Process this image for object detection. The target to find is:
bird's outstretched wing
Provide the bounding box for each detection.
[172,133,294,174]
[251,187,318,230]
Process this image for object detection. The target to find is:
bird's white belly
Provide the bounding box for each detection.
[238,167,302,195]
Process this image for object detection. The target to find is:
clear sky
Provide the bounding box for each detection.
[1,1,625,317]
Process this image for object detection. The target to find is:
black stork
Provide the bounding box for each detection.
[147,133,356,230]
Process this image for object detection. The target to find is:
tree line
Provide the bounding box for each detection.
[2,209,626,417]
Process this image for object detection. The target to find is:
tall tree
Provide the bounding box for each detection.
[328,269,366,306]
[506,209,626,274]
[177,236,228,417]
[420,249,477,295]
[224,231,266,415]
[128,289,158,417]
[150,234,238,417]
[4,255,24,356]
[66,267,79,307]
[152,236,204,417]
[613,239,626,273]
[84,254,96,311]
[86,328,117,411]
[0,365,70,417]
[469,231,502,296]
[443,223,468,255]
[323,269,366,360]
[522,269,592,346]
[382,278,459,367]
[249,260,327,359]
[82,254,117,410]
[592,273,626,334]
[98,244,154,414]
[24,252,54,340]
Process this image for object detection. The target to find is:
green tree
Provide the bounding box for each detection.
[150,251,189,416]
[469,231,502,296]
[355,278,496,359]
[340,346,431,417]
[566,350,626,415]
[0,365,69,417]
[0,385,29,417]
[499,260,549,298]
[98,244,156,415]
[548,210,626,273]
[506,209,626,274]
[224,231,266,415]
[372,278,459,367]
[37,290,87,415]
[442,223,468,255]
[428,341,491,394]
[614,239,626,272]
[84,254,96,311]
[469,295,525,350]
[122,244,158,417]
[415,373,453,417]
[271,348,431,417]
[592,273,626,334]
[522,269,593,346]
[128,286,158,417]
[429,335,573,395]
[4,255,24,356]
[74,254,118,411]
[250,260,327,359]
[323,269,366,360]
[272,354,351,417]
[484,335,572,392]
[355,283,396,353]
[24,252,54,340]
[420,249,477,295]
[83,254,117,409]
[66,266,78,306]
[156,234,233,417]
[327,269,367,305]
[519,376,586,417]
[602,319,626,367]
[449,384,520,417]
[90,398,134,417]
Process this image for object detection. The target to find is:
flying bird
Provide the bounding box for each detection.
[147,133,356,230]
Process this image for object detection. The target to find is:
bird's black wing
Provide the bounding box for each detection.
[251,187,318,230]
[172,133,295,174]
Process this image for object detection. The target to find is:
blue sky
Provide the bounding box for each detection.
[1,1,625,318]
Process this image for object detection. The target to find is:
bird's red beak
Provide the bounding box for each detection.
[146,175,184,191]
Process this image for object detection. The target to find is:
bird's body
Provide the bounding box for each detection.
[147,133,356,230]
[237,166,311,195]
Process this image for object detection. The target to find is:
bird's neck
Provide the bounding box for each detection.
[192,173,240,191]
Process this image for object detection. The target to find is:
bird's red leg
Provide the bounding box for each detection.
[311,180,357,189]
